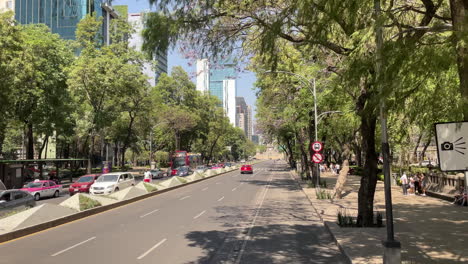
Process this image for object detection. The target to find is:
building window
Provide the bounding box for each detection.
[6,1,12,9]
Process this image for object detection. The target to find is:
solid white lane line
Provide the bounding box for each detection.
[232,187,237,191]
[51,236,96,257]
[202,187,208,191]
[137,238,167,260]
[140,209,159,218]
[193,210,206,219]
[216,182,221,185]
[236,176,273,264]
[179,196,191,200]
[240,182,244,185]
[217,196,225,202]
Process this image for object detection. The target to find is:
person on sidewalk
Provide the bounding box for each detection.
[420,173,427,196]
[413,174,420,195]
[409,175,415,195]
[400,172,409,195]
[144,170,152,183]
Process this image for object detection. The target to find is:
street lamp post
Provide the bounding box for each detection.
[264,70,320,186]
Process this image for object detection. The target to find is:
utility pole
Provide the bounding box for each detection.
[374,0,401,263]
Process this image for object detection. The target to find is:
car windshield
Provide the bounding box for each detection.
[25,182,42,188]
[96,175,118,182]
[173,157,186,168]
[77,176,94,183]
[196,166,205,169]
[150,170,159,173]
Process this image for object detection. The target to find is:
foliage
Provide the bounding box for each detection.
[143,183,158,192]
[79,194,102,211]
[316,188,333,200]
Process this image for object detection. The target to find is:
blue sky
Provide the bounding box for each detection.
[113,0,258,117]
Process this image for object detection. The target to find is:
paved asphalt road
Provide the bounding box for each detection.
[0,161,346,264]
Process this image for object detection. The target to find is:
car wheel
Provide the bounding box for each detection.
[53,190,59,198]
[114,187,119,192]
[34,193,40,201]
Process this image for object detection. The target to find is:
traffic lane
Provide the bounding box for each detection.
[238,166,347,263]
[0,165,261,264]
[151,170,271,264]
[52,168,270,264]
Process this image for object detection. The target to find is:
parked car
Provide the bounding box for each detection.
[21,180,62,201]
[176,166,193,177]
[210,165,222,169]
[224,162,232,167]
[90,172,135,195]
[0,190,36,216]
[195,166,208,173]
[240,159,246,163]
[150,169,167,179]
[69,174,101,196]
[240,165,253,174]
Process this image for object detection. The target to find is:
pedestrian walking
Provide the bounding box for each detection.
[400,172,409,195]
[144,170,151,183]
[336,163,341,174]
[413,174,420,195]
[409,175,415,195]
[420,173,427,196]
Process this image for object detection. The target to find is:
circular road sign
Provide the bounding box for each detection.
[312,153,324,164]
[311,141,323,152]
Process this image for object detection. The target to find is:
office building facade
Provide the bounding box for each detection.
[196,59,209,93]
[0,0,14,12]
[15,0,116,41]
[236,97,253,139]
[128,12,168,86]
[196,58,237,125]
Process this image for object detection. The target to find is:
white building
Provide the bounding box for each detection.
[223,79,236,126]
[0,0,14,12]
[196,59,210,93]
[128,13,168,86]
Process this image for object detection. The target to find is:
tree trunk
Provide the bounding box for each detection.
[285,136,296,169]
[450,0,468,120]
[0,121,6,157]
[26,122,34,159]
[412,132,423,163]
[121,113,136,168]
[421,136,432,160]
[296,130,311,180]
[38,135,49,160]
[87,135,94,174]
[357,113,378,227]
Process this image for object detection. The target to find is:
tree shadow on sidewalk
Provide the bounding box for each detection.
[184,223,348,264]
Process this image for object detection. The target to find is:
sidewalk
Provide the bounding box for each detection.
[293,171,468,264]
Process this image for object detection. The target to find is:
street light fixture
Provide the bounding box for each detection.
[264,70,320,186]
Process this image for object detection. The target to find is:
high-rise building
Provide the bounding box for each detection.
[235,97,253,140]
[128,12,168,86]
[196,58,237,125]
[247,105,253,140]
[15,0,118,41]
[0,0,14,12]
[196,59,209,93]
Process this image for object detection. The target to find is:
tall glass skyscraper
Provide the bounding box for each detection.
[196,58,237,126]
[15,0,114,40]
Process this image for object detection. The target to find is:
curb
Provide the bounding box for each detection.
[426,190,453,202]
[289,170,353,264]
[0,168,239,244]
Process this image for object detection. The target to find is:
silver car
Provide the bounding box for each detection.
[0,190,36,217]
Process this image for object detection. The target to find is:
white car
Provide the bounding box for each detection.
[90,172,135,195]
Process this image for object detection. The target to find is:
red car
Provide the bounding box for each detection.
[240,165,253,174]
[69,174,101,195]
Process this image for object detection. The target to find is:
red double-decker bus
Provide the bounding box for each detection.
[170,151,202,175]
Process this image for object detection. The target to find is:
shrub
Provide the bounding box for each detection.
[175,176,187,183]
[316,189,333,200]
[143,183,158,192]
[337,208,355,227]
[79,195,102,211]
[377,173,384,181]
[307,180,327,188]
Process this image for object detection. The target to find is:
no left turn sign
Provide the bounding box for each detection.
[312,153,324,163]
[312,141,323,152]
